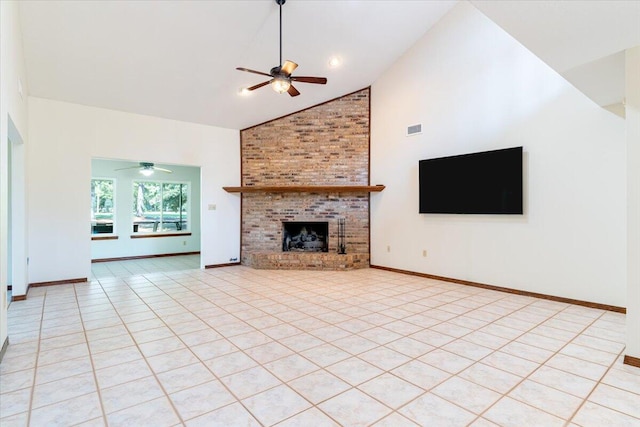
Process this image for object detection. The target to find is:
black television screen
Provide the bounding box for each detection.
[419,146,523,214]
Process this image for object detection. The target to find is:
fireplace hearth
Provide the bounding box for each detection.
[282,222,329,252]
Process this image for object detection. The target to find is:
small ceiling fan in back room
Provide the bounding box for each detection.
[236,0,327,97]
[114,162,172,177]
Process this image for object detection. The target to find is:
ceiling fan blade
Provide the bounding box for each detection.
[236,67,272,77]
[114,165,142,171]
[291,76,327,84]
[281,60,298,76]
[247,80,272,91]
[151,166,173,173]
[287,85,300,97]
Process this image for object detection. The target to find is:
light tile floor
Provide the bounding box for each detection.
[1,256,640,426]
[90,255,201,280]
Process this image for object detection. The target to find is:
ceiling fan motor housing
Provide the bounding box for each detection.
[270,66,282,76]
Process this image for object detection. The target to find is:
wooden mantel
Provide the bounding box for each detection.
[223,185,385,193]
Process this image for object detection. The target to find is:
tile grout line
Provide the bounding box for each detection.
[212,270,558,424]
[472,304,617,425]
[208,270,628,424]
[185,270,636,422]
[190,268,345,426]
[108,270,275,425]
[94,275,188,426]
[97,266,632,416]
[347,290,594,424]
[72,281,109,426]
[563,312,630,426]
[377,289,555,424]
[199,269,540,425]
[200,268,400,425]
[24,286,46,427]
[13,264,628,424]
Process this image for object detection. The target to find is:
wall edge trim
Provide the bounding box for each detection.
[92,252,200,263]
[205,262,241,269]
[0,337,9,363]
[624,355,640,368]
[29,278,88,288]
[369,265,626,313]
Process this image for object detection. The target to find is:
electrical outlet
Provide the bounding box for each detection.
[208,204,216,211]
[183,241,187,246]
[387,245,391,253]
[422,249,427,257]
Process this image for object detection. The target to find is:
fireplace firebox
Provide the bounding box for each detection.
[282,222,329,252]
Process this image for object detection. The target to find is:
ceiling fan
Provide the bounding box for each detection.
[236,0,327,97]
[114,162,172,176]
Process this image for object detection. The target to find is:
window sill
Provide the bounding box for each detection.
[92,235,119,241]
[130,232,192,239]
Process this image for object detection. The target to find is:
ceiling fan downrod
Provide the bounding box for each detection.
[277,0,286,68]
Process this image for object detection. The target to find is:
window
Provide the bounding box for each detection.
[133,181,189,233]
[91,178,115,234]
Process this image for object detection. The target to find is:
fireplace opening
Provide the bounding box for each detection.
[282,222,329,252]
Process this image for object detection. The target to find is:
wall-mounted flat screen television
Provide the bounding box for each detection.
[419,146,523,214]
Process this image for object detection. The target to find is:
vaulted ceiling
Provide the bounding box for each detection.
[470,0,640,115]
[18,1,640,130]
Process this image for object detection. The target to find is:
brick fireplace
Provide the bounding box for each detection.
[239,88,371,270]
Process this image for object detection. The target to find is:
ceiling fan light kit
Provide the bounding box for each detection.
[139,164,154,176]
[236,0,327,97]
[272,76,291,94]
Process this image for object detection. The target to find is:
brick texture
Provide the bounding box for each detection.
[240,88,371,267]
[245,252,370,270]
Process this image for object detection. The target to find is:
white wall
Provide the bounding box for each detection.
[91,159,201,259]
[626,46,640,359]
[370,2,627,307]
[28,97,240,284]
[1,0,29,349]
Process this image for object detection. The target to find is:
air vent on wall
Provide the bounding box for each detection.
[407,124,422,136]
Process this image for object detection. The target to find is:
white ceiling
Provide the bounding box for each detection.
[18,0,457,130]
[18,1,640,130]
